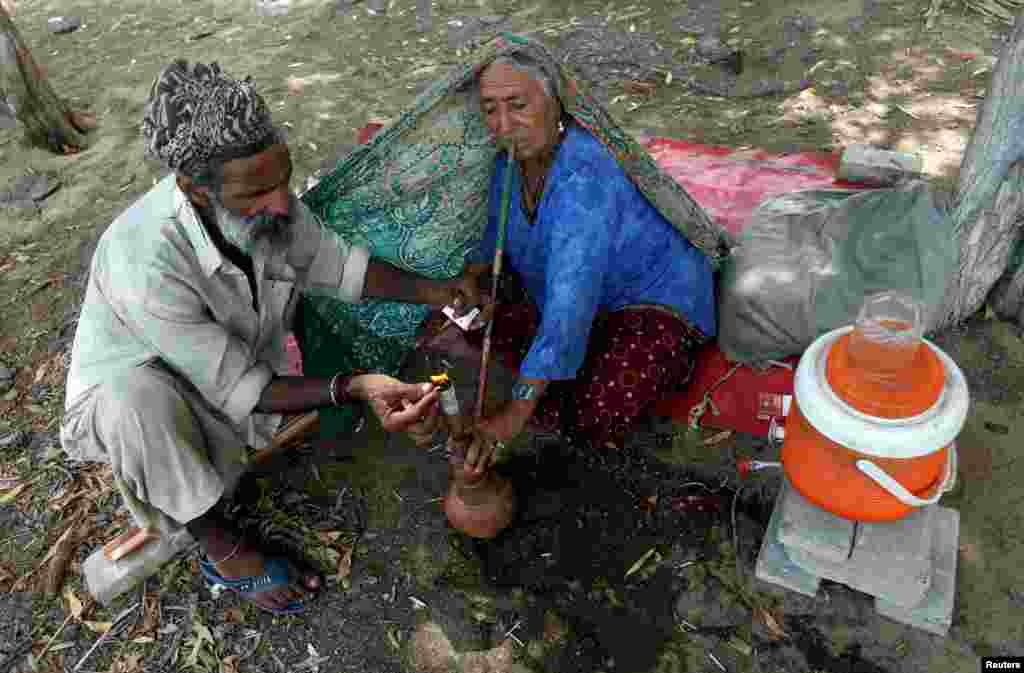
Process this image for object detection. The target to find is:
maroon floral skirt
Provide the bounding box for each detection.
[467,269,708,450]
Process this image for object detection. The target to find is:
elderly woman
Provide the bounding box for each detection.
[296,34,729,459]
[458,50,718,461]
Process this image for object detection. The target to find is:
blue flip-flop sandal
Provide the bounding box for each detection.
[199,555,315,616]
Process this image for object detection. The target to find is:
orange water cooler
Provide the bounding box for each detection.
[781,292,970,522]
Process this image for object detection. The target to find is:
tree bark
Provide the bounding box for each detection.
[0,5,94,153]
[935,8,1024,330]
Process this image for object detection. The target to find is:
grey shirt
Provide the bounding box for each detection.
[64,175,369,444]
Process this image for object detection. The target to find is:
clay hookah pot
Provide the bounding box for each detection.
[433,374,516,539]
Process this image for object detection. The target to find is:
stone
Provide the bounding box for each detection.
[875,507,959,636]
[754,482,822,598]
[786,504,935,609]
[0,366,15,381]
[47,16,82,34]
[778,479,853,564]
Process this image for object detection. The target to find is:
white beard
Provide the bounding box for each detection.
[212,194,296,256]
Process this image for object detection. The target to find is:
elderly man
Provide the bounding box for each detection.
[60,61,474,615]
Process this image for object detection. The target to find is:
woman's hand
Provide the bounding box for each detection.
[476,400,533,443]
[455,429,500,476]
[445,263,492,318]
[354,375,441,434]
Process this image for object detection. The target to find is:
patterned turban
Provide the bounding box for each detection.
[141,60,277,177]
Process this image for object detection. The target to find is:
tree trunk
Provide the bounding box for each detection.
[0,6,94,153]
[935,8,1024,330]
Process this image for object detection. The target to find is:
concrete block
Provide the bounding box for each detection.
[786,509,935,608]
[755,480,822,598]
[876,506,959,637]
[847,504,935,607]
[778,479,854,564]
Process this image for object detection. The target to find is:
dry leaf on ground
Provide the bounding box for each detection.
[44,516,83,595]
[108,653,144,673]
[221,655,242,673]
[63,586,84,619]
[83,620,113,634]
[625,547,657,578]
[224,607,246,624]
[337,545,354,582]
[702,429,734,446]
[0,482,28,504]
[0,562,16,589]
[755,607,789,640]
[543,611,568,644]
[129,594,160,640]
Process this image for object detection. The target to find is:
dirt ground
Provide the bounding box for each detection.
[1,0,1023,672]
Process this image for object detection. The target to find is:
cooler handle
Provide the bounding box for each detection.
[854,443,957,508]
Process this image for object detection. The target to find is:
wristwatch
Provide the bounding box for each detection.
[511,381,540,401]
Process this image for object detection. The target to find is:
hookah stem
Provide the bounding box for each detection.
[475,142,516,421]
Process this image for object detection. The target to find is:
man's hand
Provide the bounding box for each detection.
[353,375,440,433]
[405,395,442,446]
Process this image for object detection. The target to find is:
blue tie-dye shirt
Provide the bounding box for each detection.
[470,124,716,381]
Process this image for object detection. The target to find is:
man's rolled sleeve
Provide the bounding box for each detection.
[221,361,275,427]
[291,208,370,303]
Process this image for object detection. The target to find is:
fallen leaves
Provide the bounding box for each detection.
[220,654,242,673]
[128,594,161,641]
[83,620,114,634]
[0,561,16,589]
[0,480,29,503]
[701,429,734,446]
[44,513,84,594]
[542,611,568,644]
[223,607,246,625]
[623,80,656,96]
[64,586,85,619]
[317,532,354,589]
[108,653,144,673]
[754,607,789,640]
[625,547,660,579]
[185,618,217,669]
[637,494,658,512]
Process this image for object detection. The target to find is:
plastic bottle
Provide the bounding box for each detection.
[845,290,924,389]
[83,528,197,605]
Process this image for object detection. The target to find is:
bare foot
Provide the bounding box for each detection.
[208,537,321,613]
